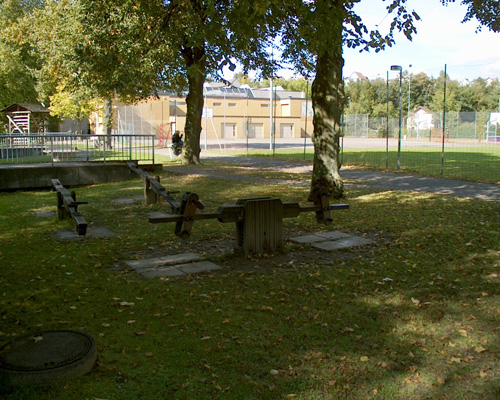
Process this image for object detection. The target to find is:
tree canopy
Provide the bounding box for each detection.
[74,0,276,163]
[0,0,42,109]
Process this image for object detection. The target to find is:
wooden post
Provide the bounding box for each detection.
[236,198,283,254]
[144,176,159,205]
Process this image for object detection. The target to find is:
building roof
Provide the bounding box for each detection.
[1,103,50,114]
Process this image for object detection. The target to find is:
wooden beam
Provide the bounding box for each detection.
[51,179,88,236]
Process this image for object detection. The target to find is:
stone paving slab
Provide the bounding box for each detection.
[140,261,222,278]
[315,231,352,240]
[291,231,351,244]
[312,236,374,251]
[125,253,200,271]
[291,230,374,251]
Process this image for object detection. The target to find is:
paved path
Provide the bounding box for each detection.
[160,151,500,202]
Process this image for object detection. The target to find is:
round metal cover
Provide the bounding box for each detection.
[0,330,97,387]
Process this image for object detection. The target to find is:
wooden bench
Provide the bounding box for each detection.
[51,179,88,236]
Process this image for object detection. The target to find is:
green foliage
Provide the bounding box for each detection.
[0,0,42,108]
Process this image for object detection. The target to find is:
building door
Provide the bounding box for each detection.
[280,124,294,138]
[222,123,237,139]
[248,123,263,139]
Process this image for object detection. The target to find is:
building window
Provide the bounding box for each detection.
[228,103,237,107]
[261,104,269,108]
[213,102,222,107]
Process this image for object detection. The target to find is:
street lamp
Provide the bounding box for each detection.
[391,65,402,170]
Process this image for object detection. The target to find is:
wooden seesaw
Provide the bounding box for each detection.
[127,162,349,254]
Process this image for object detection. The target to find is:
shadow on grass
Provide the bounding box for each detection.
[0,177,499,400]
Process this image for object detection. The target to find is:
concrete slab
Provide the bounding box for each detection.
[125,253,200,271]
[312,240,352,251]
[53,226,115,241]
[315,231,351,240]
[290,234,327,244]
[140,266,186,278]
[312,236,374,251]
[139,261,222,278]
[290,231,351,244]
[177,261,222,275]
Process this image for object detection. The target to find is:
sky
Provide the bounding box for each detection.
[226,0,499,82]
[342,0,500,81]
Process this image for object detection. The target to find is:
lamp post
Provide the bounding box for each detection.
[407,64,412,126]
[391,65,402,170]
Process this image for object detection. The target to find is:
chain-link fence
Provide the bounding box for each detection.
[340,112,499,182]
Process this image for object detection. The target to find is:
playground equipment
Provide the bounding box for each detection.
[127,162,348,254]
[51,179,88,236]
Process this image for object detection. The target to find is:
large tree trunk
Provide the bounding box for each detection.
[182,46,206,164]
[309,43,344,202]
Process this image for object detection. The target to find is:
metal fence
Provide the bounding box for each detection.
[343,112,499,142]
[339,112,500,182]
[0,133,155,165]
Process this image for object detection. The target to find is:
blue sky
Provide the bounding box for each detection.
[342,0,500,81]
[227,1,499,82]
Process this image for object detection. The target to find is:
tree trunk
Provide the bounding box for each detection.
[182,46,206,164]
[309,42,344,202]
[103,98,113,149]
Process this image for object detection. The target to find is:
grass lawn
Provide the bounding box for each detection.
[1,163,499,400]
[235,146,500,183]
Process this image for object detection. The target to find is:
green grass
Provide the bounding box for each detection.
[1,167,499,399]
[230,146,500,183]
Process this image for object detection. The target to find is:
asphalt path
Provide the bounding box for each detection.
[160,151,500,202]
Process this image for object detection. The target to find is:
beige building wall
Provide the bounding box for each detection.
[115,94,314,141]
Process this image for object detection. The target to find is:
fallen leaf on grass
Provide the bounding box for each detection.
[475,346,486,353]
[360,356,369,362]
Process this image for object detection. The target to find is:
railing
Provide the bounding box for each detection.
[0,133,155,165]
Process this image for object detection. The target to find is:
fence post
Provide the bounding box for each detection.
[152,135,155,165]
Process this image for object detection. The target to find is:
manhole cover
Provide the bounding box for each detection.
[0,330,97,387]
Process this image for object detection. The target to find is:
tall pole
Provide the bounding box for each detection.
[204,92,208,151]
[269,77,273,151]
[441,64,447,175]
[398,70,402,170]
[303,79,309,160]
[246,91,249,155]
[386,71,389,168]
[407,64,412,127]
[391,65,403,170]
[273,84,277,156]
